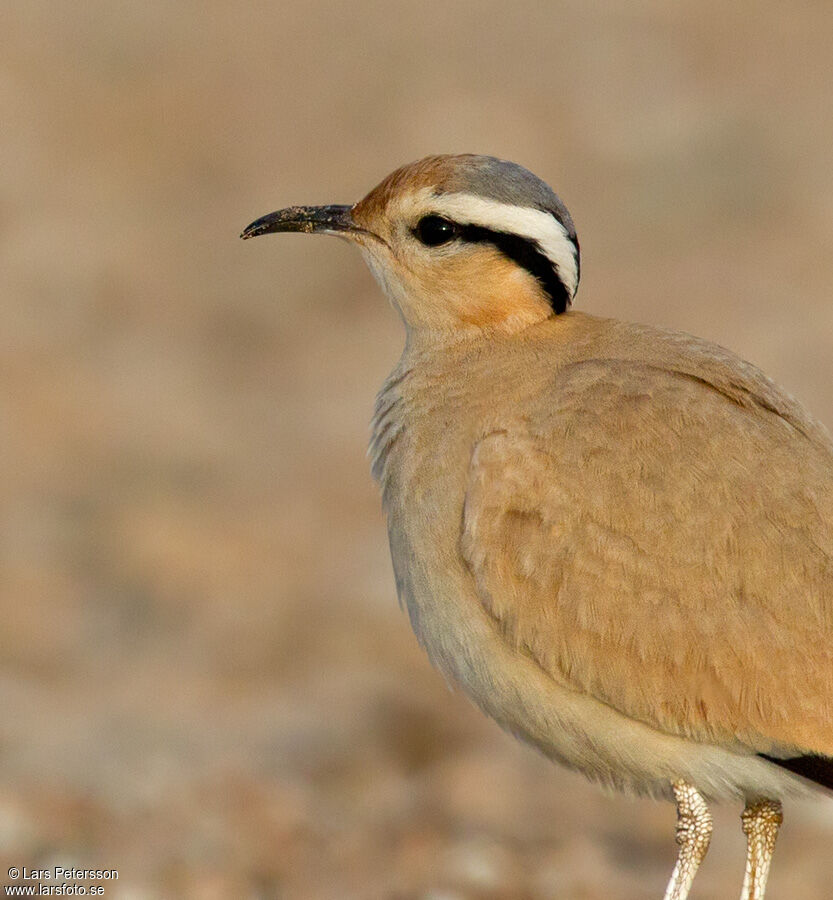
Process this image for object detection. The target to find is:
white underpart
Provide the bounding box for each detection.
[411,188,580,299]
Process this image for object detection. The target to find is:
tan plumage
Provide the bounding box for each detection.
[462,316,833,757]
[243,154,833,900]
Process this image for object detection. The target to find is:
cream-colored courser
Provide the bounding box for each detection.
[243,155,833,900]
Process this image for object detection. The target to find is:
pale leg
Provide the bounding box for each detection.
[663,780,713,900]
[739,799,782,900]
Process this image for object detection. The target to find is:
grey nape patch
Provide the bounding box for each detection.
[443,155,576,238]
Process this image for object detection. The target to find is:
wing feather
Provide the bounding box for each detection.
[460,359,833,756]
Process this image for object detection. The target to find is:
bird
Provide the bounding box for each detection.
[242,154,833,900]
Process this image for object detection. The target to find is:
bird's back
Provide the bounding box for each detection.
[374,311,833,770]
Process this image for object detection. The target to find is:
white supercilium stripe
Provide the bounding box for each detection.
[413,189,579,298]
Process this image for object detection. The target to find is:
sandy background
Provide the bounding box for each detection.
[2,2,833,898]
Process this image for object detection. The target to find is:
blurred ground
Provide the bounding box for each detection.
[1,2,833,898]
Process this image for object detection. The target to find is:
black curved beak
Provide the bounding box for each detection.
[240,204,359,240]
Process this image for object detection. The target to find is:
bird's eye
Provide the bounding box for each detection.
[414,215,458,247]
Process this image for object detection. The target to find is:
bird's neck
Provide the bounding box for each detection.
[369,357,411,489]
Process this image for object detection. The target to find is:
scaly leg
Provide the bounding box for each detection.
[663,780,713,900]
[739,798,782,900]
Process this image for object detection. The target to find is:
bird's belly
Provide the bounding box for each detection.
[391,523,810,802]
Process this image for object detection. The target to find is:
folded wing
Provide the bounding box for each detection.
[461,358,833,758]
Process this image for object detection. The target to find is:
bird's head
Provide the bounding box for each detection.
[242,154,580,339]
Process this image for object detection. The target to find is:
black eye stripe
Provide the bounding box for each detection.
[459,223,573,315]
[411,214,576,315]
